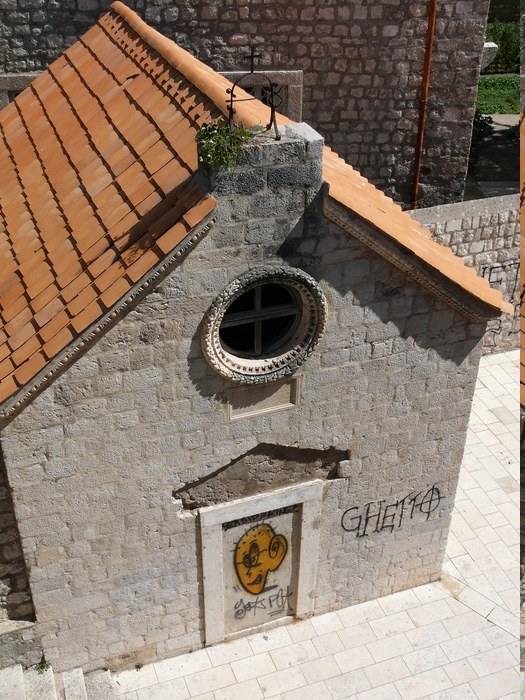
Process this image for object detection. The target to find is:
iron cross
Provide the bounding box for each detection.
[244,46,262,73]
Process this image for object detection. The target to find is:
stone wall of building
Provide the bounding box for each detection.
[0,0,489,207]
[411,194,520,354]
[0,128,485,672]
[0,453,39,671]
[0,621,42,670]
[0,453,34,625]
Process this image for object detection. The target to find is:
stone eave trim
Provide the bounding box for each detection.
[323,194,503,323]
[0,215,216,423]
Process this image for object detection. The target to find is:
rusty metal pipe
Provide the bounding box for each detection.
[410,0,438,210]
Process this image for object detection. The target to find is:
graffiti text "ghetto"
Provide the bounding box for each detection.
[341,486,442,538]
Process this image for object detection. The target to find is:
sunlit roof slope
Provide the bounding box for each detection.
[0,1,512,414]
[116,0,510,319]
[0,3,218,408]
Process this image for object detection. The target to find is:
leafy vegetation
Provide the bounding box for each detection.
[196,119,265,172]
[482,20,519,74]
[471,110,494,139]
[476,75,520,114]
[35,660,51,675]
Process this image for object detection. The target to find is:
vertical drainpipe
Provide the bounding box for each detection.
[410,0,438,210]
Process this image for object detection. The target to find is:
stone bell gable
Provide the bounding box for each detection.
[0,2,511,673]
[0,0,493,208]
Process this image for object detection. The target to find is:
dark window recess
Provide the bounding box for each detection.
[244,84,285,114]
[219,283,302,358]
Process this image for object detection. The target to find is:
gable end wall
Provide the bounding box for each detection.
[0,133,485,671]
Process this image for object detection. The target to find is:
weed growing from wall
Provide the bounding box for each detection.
[196,119,265,172]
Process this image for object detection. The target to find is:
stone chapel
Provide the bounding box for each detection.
[0,2,512,673]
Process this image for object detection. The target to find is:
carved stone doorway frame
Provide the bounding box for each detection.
[199,480,324,645]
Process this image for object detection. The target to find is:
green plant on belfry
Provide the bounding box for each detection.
[196,118,265,172]
[135,663,143,671]
[35,660,51,675]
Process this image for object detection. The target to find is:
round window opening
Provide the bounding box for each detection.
[219,282,302,358]
[201,267,327,384]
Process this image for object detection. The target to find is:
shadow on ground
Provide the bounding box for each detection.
[465,117,519,199]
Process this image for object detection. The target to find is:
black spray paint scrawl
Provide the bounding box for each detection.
[341,486,443,538]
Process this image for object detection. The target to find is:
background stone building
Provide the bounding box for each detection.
[0,0,491,207]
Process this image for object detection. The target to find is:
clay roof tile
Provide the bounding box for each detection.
[42,325,75,361]
[13,351,47,387]
[0,1,511,414]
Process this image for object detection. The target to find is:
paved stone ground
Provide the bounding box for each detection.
[112,350,520,700]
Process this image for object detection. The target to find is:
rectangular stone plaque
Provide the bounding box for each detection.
[228,378,299,421]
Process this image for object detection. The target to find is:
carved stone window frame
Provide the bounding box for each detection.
[199,480,323,645]
[201,266,327,385]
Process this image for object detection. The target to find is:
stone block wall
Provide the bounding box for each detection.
[411,194,520,354]
[0,128,485,672]
[0,0,489,207]
[0,454,40,671]
[0,454,33,624]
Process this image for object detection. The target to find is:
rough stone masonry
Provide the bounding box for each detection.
[0,126,487,672]
[0,0,490,207]
[412,194,520,354]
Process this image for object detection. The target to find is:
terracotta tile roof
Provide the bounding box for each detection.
[322,147,514,316]
[0,3,218,407]
[0,1,513,413]
[109,2,511,318]
[520,114,525,407]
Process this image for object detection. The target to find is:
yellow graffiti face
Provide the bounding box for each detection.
[234,523,287,595]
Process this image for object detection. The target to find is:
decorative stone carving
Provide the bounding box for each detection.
[201,266,327,384]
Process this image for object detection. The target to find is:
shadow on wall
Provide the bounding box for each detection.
[186,206,485,405]
[173,443,348,508]
[0,452,35,624]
